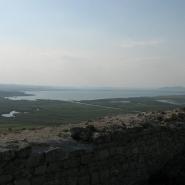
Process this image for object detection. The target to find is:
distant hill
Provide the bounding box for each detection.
[158,86,185,92]
[0,84,59,92]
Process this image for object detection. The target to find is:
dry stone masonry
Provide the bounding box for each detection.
[1,109,185,185]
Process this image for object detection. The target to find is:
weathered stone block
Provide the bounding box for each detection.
[78,166,89,176]
[66,176,78,185]
[91,172,99,185]
[31,176,45,185]
[45,148,67,162]
[47,162,60,173]
[14,179,30,185]
[77,175,90,185]
[16,143,32,158]
[96,150,109,161]
[35,165,47,175]
[62,158,80,168]
[0,174,13,184]
[100,169,110,184]
[0,148,15,161]
[27,153,44,168]
[81,153,93,165]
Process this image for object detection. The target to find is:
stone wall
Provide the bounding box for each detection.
[1,125,185,185]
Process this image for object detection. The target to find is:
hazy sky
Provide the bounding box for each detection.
[0,0,185,88]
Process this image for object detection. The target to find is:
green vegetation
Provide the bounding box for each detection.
[0,97,122,128]
[0,91,27,98]
[81,96,185,112]
[0,91,185,129]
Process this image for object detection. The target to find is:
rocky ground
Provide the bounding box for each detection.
[0,108,185,143]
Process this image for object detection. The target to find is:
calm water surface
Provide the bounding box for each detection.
[1,111,20,118]
[6,89,185,101]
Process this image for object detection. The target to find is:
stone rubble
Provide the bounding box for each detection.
[0,108,185,185]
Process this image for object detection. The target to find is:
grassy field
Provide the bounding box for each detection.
[0,97,124,128]
[0,91,185,129]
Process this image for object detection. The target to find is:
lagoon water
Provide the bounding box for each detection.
[6,89,185,101]
[1,111,20,118]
